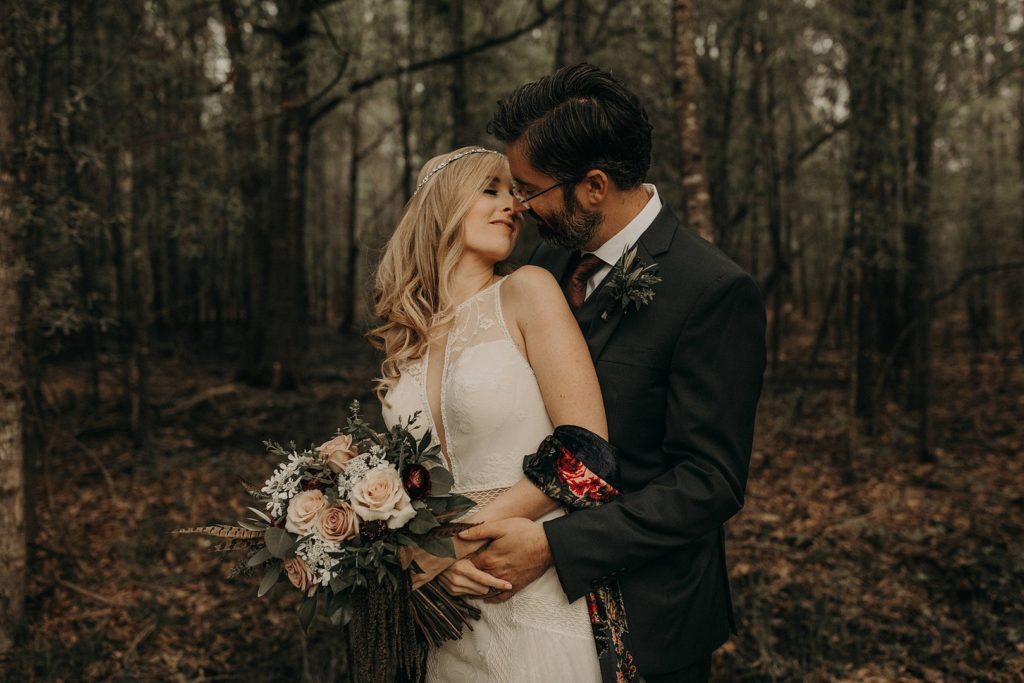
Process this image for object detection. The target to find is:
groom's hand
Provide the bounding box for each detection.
[458,518,552,603]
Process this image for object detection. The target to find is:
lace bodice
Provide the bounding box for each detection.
[380,276,600,682]
[382,277,553,495]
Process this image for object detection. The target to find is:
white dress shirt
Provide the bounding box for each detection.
[582,184,662,299]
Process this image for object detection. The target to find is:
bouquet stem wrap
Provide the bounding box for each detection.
[522,425,638,683]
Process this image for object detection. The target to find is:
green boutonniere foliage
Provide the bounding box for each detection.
[602,244,662,320]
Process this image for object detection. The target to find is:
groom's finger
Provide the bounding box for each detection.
[458,520,504,542]
[483,590,513,604]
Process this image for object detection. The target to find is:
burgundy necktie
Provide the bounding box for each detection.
[567,253,604,310]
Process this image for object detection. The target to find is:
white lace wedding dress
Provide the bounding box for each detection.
[382,277,601,683]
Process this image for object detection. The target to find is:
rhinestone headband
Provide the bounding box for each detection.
[414,147,503,195]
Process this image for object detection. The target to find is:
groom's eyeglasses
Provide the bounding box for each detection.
[511,180,569,207]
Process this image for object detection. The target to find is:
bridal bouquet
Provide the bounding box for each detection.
[175,401,478,682]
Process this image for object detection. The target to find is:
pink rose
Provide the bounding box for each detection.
[284,556,315,593]
[349,466,416,530]
[316,503,359,542]
[318,434,359,473]
[285,490,328,535]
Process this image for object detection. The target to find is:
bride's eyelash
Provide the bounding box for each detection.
[483,188,499,196]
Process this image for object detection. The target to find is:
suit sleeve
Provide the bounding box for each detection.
[542,272,767,602]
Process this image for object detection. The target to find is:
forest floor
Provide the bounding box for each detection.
[2,325,1022,682]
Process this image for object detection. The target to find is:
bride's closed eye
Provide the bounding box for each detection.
[483,188,499,196]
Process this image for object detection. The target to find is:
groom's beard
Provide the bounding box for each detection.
[533,192,603,251]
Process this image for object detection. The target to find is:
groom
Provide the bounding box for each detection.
[459,64,766,682]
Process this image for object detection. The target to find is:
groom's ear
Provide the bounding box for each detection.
[580,169,610,207]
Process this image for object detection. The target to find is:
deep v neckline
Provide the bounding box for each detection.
[422,277,505,470]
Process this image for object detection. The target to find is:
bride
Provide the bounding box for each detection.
[369,146,605,682]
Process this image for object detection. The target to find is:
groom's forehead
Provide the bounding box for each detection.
[506,143,546,186]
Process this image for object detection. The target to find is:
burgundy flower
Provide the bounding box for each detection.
[303,477,328,491]
[402,464,432,501]
[359,519,389,543]
[556,448,616,502]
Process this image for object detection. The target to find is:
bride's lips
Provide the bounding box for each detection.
[491,219,516,232]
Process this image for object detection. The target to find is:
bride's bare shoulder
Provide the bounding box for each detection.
[502,266,570,324]
[503,265,561,298]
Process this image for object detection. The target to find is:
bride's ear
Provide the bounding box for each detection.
[579,169,609,207]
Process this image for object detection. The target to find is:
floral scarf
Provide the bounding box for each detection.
[523,426,638,683]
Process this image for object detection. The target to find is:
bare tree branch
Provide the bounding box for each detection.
[310,0,566,126]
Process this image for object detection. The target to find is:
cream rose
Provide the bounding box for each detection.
[284,556,315,593]
[318,434,359,473]
[316,503,359,542]
[349,466,416,529]
[285,490,328,535]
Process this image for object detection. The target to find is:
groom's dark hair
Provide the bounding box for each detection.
[488,63,653,190]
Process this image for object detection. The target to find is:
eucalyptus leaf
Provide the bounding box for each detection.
[248,506,273,523]
[408,508,440,534]
[298,593,318,632]
[394,533,418,547]
[330,575,355,593]
[418,429,433,454]
[257,561,282,597]
[446,493,476,510]
[414,534,455,558]
[264,527,296,559]
[428,467,454,496]
[246,546,273,567]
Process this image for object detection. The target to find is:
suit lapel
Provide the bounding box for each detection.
[583,206,679,361]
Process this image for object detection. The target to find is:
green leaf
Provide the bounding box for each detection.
[446,493,476,510]
[414,534,455,558]
[408,508,440,535]
[329,574,355,593]
[327,589,350,618]
[428,467,454,496]
[425,497,448,515]
[258,561,282,597]
[298,593,318,632]
[418,429,433,454]
[246,546,273,567]
[264,527,296,559]
[394,533,418,547]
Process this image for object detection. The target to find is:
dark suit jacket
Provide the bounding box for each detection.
[530,205,766,675]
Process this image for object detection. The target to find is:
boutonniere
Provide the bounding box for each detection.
[601,244,662,320]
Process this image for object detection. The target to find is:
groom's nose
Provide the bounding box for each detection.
[511,196,528,215]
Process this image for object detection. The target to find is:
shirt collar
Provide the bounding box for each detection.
[586,184,662,266]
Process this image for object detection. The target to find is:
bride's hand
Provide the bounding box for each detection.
[438,558,512,597]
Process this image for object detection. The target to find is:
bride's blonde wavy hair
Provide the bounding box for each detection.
[369,147,508,402]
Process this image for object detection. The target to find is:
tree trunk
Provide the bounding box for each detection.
[221,0,271,380]
[709,0,751,250]
[340,100,362,333]
[845,0,905,425]
[672,0,715,243]
[248,0,312,390]
[225,0,310,389]
[901,0,935,460]
[554,0,587,68]
[0,24,27,652]
[449,0,469,145]
[113,145,153,455]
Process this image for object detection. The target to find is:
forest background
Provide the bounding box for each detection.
[1,0,1022,681]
